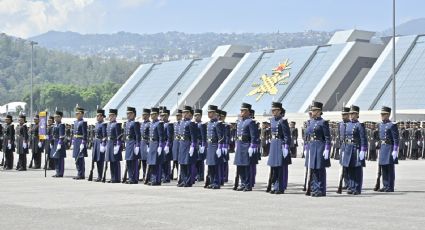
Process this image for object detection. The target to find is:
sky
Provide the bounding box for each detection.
[0,0,424,38]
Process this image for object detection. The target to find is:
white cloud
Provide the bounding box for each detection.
[118,0,152,8]
[0,0,101,38]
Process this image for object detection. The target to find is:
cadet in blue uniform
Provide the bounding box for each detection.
[377,106,399,192]
[234,103,259,192]
[160,108,173,183]
[139,108,151,182]
[194,109,206,182]
[340,105,367,195]
[305,101,331,197]
[146,107,165,186]
[336,107,350,194]
[267,102,291,194]
[51,111,66,177]
[90,109,107,182]
[16,115,29,171]
[171,110,182,180]
[204,105,224,189]
[29,115,43,169]
[105,109,122,183]
[2,115,15,170]
[124,107,141,184]
[249,109,261,188]
[72,107,88,180]
[219,110,230,184]
[177,106,198,187]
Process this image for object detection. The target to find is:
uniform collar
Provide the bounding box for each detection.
[210,118,218,122]
[274,115,282,120]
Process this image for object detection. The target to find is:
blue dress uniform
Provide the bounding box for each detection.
[92,110,107,181]
[341,106,367,194]
[220,110,231,184]
[124,107,141,184]
[249,112,261,188]
[139,108,151,181]
[205,105,225,189]
[105,109,122,183]
[378,106,399,192]
[16,116,29,171]
[171,112,182,179]
[51,111,66,177]
[195,109,207,182]
[178,106,198,187]
[72,107,88,179]
[161,110,174,183]
[234,103,259,192]
[305,101,331,197]
[147,108,165,185]
[267,104,291,193]
[338,112,350,189]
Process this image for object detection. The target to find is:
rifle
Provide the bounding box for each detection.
[122,164,128,183]
[373,165,382,191]
[204,167,210,188]
[102,161,108,183]
[0,152,4,167]
[44,151,48,177]
[29,153,34,168]
[144,165,151,184]
[336,166,345,194]
[88,156,96,181]
[304,147,312,195]
[232,167,239,190]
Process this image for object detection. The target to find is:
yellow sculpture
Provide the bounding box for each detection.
[247,59,291,101]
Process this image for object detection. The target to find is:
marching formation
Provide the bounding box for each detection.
[0,100,413,197]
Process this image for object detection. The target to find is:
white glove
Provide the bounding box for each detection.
[134,146,140,155]
[38,142,42,148]
[235,146,237,153]
[199,146,205,154]
[405,142,408,145]
[392,151,398,160]
[223,148,228,155]
[189,146,194,157]
[248,147,254,157]
[50,144,53,149]
[164,145,170,154]
[147,147,150,152]
[323,149,330,160]
[265,140,269,144]
[57,144,62,151]
[418,141,421,145]
[359,151,365,160]
[113,145,119,155]
[100,145,106,153]
[7,143,12,149]
[216,148,222,158]
[282,147,289,158]
[79,143,84,151]
[23,143,27,149]
[157,147,163,156]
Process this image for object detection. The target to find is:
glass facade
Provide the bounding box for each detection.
[281,44,346,112]
[117,59,193,115]
[160,58,212,108]
[373,35,425,110]
[221,46,317,115]
[351,35,417,109]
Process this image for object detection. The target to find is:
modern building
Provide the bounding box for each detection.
[105,29,425,118]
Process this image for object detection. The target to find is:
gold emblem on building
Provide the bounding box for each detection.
[247,59,291,101]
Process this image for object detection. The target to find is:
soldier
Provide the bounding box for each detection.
[234,103,258,192]
[29,115,43,169]
[398,121,408,160]
[177,106,198,187]
[16,115,29,171]
[305,101,331,197]
[2,115,15,170]
[72,107,88,180]
[260,121,270,157]
[203,105,224,189]
[406,121,412,159]
[0,122,3,167]
[124,107,141,184]
[44,116,55,170]
[377,106,399,192]
[368,122,379,161]
[410,122,422,160]
[289,121,298,158]
[249,109,261,189]
[146,107,164,185]
[336,107,350,194]
[266,102,291,194]
[105,109,122,183]
[340,105,367,195]
[51,111,66,177]
[89,109,107,182]
[139,108,151,182]
[219,110,230,184]
[171,109,182,180]
[65,124,72,150]
[194,109,206,182]
[160,108,173,183]
[421,121,425,159]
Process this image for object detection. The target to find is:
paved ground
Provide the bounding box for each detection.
[0,152,424,230]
